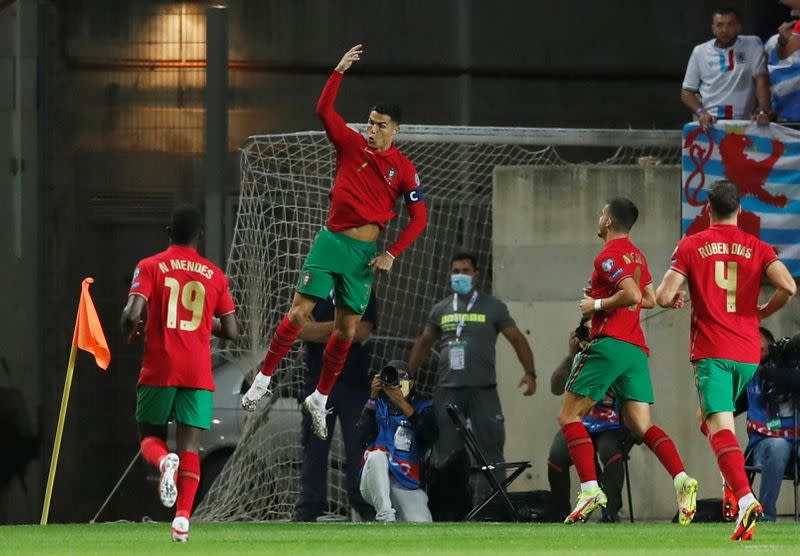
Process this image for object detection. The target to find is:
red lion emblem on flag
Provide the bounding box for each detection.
[684,128,786,237]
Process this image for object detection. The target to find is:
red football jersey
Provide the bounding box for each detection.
[129,245,235,390]
[670,225,778,363]
[589,237,652,355]
[317,71,427,256]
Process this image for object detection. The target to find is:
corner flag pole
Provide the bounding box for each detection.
[41,278,111,525]
[40,342,78,525]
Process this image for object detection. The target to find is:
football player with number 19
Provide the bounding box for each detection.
[656,180,796,541]
[241,44,427,441]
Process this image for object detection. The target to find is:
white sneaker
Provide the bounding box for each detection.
[302,393,331,440]
[241,372,272,412]
[158,453,180,508]
[171,516,189,542]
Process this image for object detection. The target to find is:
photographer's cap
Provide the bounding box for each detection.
[383,360,412,378]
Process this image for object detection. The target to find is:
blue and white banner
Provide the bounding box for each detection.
[682,121,800,275]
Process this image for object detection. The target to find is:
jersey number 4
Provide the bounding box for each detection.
[164,277,206,331]
[714,261,737,313]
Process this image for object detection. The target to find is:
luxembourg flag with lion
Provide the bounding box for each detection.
[682,121,800,275]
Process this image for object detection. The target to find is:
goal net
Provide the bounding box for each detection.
[195,125,680,522]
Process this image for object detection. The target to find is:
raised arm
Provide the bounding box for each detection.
[778,21,800,59]
[316,44,363,145]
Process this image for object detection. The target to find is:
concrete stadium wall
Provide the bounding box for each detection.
[493,165,800,520]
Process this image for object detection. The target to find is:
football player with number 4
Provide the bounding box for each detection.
[241,44,427,441]
[121,205,239,542]
[558,197,698,526]
[656,180,796,542]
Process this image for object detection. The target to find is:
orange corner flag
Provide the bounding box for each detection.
[73,278,111,370]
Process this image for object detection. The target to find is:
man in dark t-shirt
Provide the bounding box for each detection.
[408,252,537,518]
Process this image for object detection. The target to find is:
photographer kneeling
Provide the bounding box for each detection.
[357,360,437,522]
[744,328,800,522]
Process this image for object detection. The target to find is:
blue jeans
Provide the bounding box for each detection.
[750,436,800,521]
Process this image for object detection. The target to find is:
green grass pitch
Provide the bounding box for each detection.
[1,522,798,555]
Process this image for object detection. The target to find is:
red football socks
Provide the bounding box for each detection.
[175,451,201,519]
[643,425,686,477]
[710,429,751,499]
[316,335,352,395]
[260,316,302,376]
[140,436,169,469]
[699,421,710,437]
[562,421,597,483]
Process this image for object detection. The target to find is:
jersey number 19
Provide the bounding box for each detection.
[164,277,206,331]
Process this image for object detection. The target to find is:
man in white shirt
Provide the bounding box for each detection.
[681,8,771,129]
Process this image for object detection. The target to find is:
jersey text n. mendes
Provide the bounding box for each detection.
[129,244,236,390]
[670,225,778,364]
[589,237,652,355]
[316,71,427,257]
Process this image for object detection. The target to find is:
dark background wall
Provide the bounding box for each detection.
[0,0,793,522]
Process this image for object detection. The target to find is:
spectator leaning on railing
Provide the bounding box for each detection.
[681,8,771,129]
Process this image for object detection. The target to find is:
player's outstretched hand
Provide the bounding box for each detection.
[369,252,394,274]
[335,44,363,73]
[518,373,536,396]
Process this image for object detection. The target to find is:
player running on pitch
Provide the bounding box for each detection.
[558,197,698,525]
[121,205,238,542]
[656,180,796,541]
[241,44,427,440]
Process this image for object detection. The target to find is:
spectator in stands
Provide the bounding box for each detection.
[408,252,537,520]
[766,3,800,122]
[294,291,377,521]
[357,360,436,522]
[547,321,629,523]
[681,8,771,128]
[744,328,800,522]
[777,1,800,61]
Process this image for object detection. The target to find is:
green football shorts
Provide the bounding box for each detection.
[297,226,377,315]
[136,385,214,429]
[565,336,654,404]
[693,358,758,419]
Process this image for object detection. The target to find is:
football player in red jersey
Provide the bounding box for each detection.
[558,197,697,525]
[242,45,427,440]
[121,205,238,542]
[656,180,796,541]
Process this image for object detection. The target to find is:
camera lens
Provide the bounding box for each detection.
[380,366,399,386]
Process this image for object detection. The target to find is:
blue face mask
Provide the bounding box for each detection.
[451,274,474,295]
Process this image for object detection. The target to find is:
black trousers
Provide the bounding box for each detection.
[295,380,373,520]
